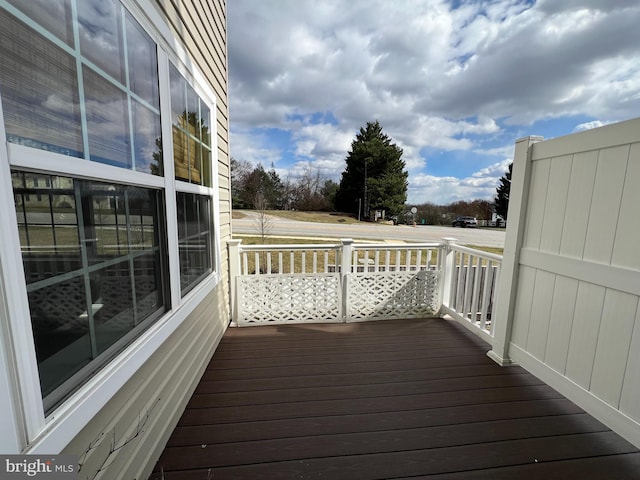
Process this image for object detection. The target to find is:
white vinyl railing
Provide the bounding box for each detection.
[350,243,441,272]
[238,243,343,274]
[228,238,501,342]
[440,240,502,343]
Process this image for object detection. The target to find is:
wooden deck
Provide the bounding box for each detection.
[149,318,640,479]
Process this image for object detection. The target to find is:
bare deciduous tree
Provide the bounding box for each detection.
[253,192,272,244]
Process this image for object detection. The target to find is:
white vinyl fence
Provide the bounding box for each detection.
[491,117,640,449]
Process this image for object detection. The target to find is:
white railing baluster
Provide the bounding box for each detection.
[416,249,423,271]
[479,260,493,329]
[437,243,503,341]
[242,251,248,275]
[470,256,482,324]
[463,254,474,317]
[278,252,283,274]
[455,253,465,311]
[374,250,380,272]
[266,252,272,274]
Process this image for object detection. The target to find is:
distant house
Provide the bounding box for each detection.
[0,1,231,478]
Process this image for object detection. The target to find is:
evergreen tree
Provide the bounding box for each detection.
[335,121,408,218]
[494,162,512,221]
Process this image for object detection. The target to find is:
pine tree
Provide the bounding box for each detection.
[335,121,408,218]
[494,162,512,221]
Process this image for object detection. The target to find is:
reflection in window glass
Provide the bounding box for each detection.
[13,171,168,411]
[169,64,185,126]
[0,9,83,157]
[133,254,163,321]
[77,0,125,83]
[88,187,128,262]
[93,261,134,354]
[200,103,211,147]
[169,64,212,186]
[6,0,74,47]
[172,126,188,180]
[133,100,162,175]
[28,276,92,397]
[83,67,132,168]
[13,172,82,284]
[176,192,212,295]
[125,10,159,108]
[188,132,200,184]
[202,147,212,188]
[0,3,163,176]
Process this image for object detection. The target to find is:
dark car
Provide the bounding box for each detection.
[452,216,477,228]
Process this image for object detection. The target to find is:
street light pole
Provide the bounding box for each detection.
[363,159,368,220]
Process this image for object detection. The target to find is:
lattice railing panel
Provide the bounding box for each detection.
[346,270,442,321]
[236,273,342,326]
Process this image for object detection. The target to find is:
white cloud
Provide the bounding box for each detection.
[228,0,640,203]
[230,129,282,168]
[573,120,611,132]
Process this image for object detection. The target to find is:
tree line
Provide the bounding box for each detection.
[231,120,512,225]
[231,120,408,218]
[231,158,339,212]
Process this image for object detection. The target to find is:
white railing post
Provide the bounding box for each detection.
[440,238,456,314]
[488,135,543,365]
[341,239,354,321]
[227,239,242,326]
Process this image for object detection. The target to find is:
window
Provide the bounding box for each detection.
[0,0,218,425]
[12,171,168,411]
[0,6,83,157]
[0,0,162,175]
[169,63,212,186]
[176,192,213,295]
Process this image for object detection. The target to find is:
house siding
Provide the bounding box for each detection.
[61,284,229,480]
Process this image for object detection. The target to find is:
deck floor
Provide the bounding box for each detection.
[149,318,640,479]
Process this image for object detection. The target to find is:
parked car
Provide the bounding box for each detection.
[452,216,477,228]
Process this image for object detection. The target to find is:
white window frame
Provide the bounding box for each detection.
[0,0,221,453]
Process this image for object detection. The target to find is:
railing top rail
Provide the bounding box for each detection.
[450,243,503,262]
[239,243,342,252]
[352,242,444,250]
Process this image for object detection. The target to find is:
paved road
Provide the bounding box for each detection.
[232,212,506,248]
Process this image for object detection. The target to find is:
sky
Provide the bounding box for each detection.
[227,0,640,206]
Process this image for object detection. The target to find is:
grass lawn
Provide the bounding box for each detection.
[234,209,360,224]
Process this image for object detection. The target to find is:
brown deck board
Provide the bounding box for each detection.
[149,318,640,479]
